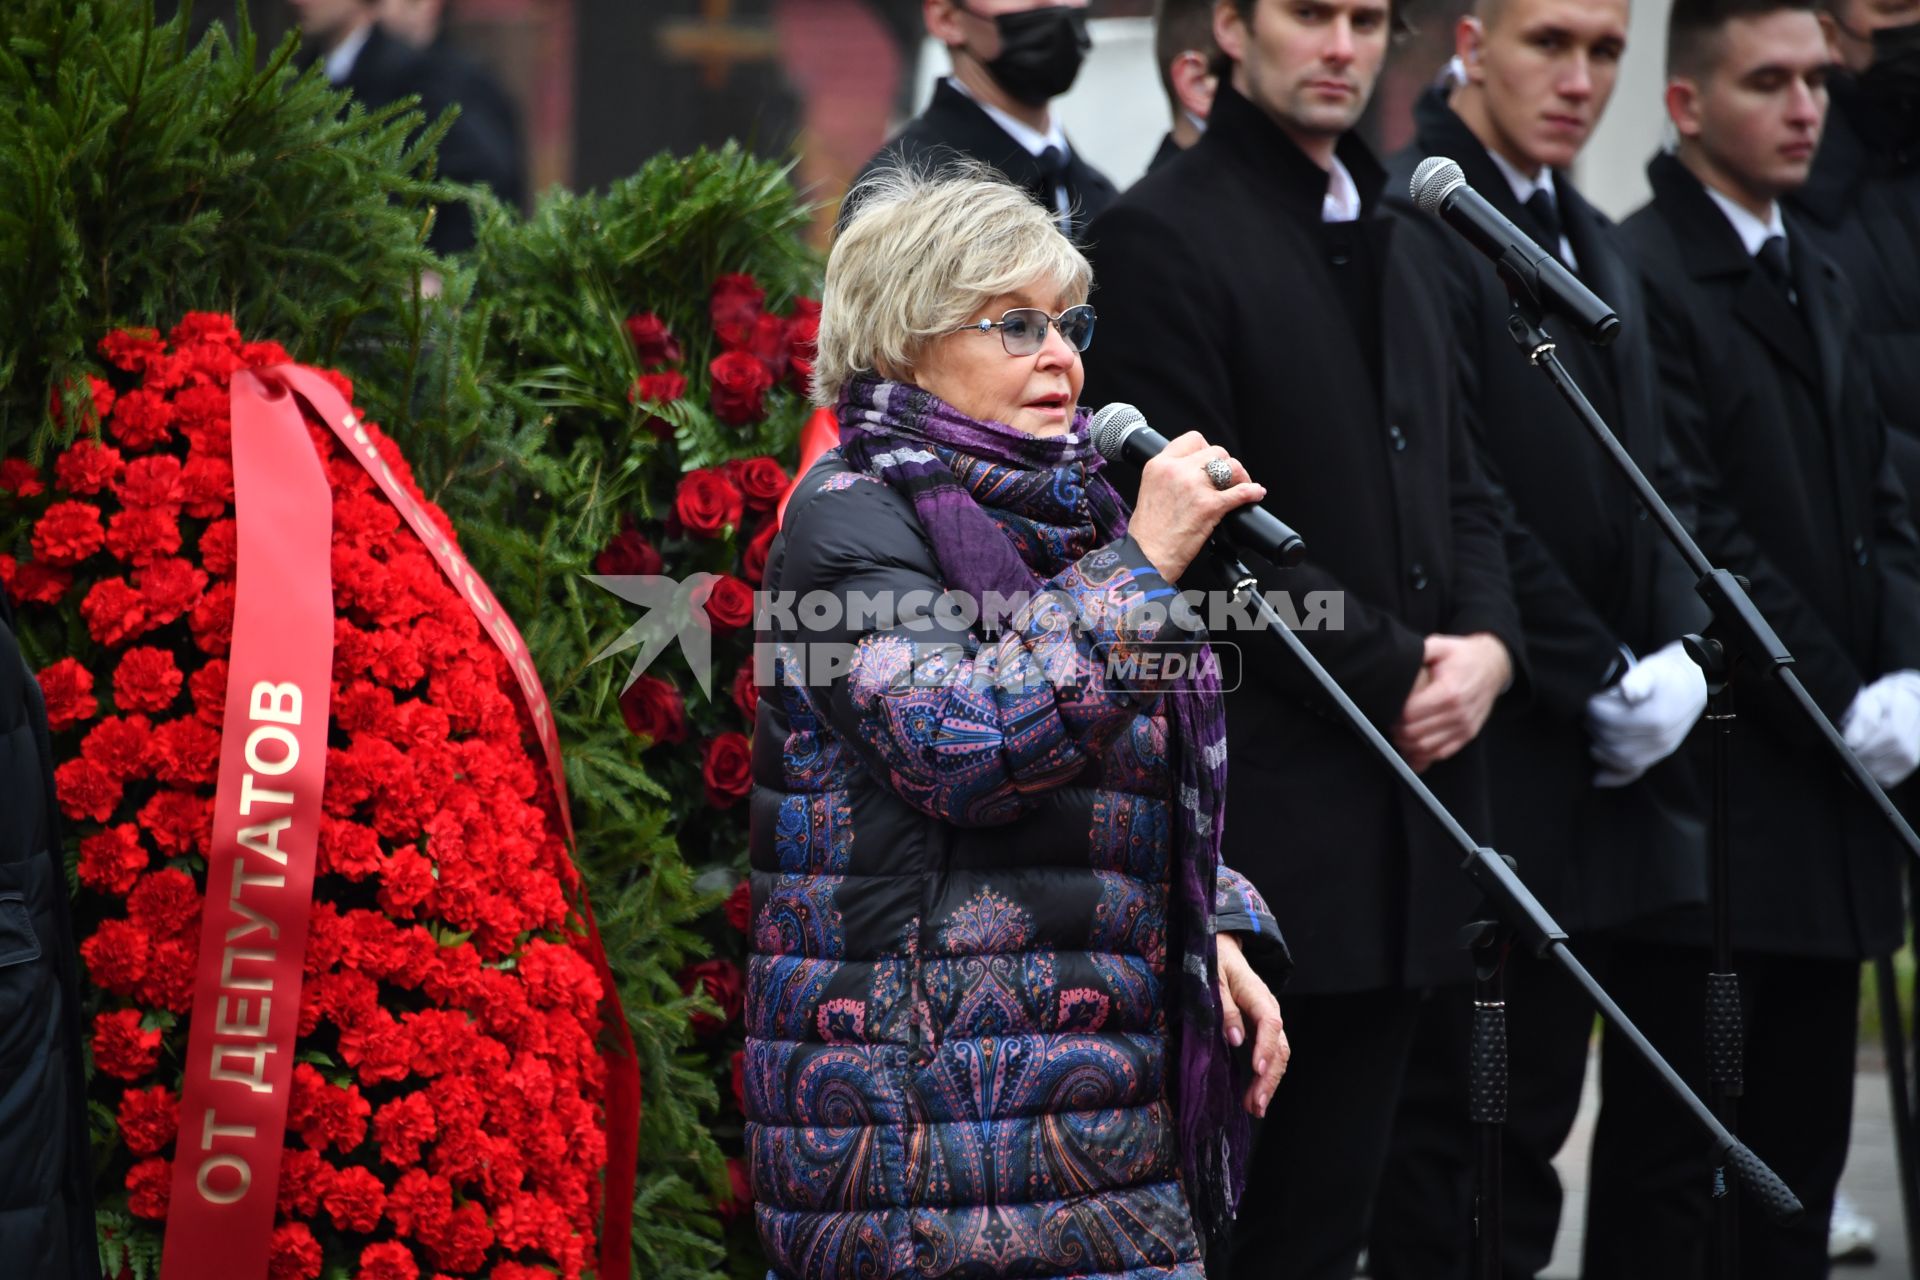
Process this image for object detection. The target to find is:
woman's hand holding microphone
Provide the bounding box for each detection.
[1127,431,1267,584]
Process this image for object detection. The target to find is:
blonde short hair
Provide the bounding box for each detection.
[811,162,1093,407]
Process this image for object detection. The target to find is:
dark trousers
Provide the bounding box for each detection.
[1228,987,1423,1280]
[1584,948,1861,1280]
[1367,943,1682,1280]
[1368,939,1851,1280]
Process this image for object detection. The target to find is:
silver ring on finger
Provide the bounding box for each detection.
[1204,458,1235,491]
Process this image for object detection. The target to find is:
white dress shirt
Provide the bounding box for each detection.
[1487,149,1578,271]
[1323,156,1361,224]
[947,77,1073,232]
[323,22,373,85]
[1702,184,1789,259]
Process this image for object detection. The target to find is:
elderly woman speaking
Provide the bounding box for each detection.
[746,166,1289,1280]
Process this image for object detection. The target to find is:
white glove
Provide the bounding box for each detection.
[1586,640,1710,788]
[1841,670,1920,789]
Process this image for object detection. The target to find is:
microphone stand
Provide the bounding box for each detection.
[1496,275,1920,1280]
[1189,548,1804,1279]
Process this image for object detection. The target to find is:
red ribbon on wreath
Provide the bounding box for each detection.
[160,367,639,1280]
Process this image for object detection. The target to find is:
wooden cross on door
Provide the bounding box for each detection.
[657,0,780,90]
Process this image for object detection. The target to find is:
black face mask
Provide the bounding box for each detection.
[1860,20,1920,105]
[964,5,1092,108]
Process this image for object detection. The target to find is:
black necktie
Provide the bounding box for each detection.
[1037,146,1069,186]
[1756,235,1798,307]
[1525,187,1565,264]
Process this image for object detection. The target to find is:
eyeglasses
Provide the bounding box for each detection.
[956,305,1097,356]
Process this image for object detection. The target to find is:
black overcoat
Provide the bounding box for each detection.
[1081,83,1526,994]
[0,592,101,1280]
[1383,90,1708,934]
[851,79,1117,241]
[1619,151,1920,958]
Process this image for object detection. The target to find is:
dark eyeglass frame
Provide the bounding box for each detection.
[956,304,1097,356]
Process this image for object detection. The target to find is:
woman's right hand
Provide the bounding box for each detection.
[1127,431,1268,583]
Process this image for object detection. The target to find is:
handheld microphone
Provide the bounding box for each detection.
[1090,403,1308,568]
[1410,156,1621,347]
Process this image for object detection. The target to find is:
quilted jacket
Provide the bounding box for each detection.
[745,451,1280,1280]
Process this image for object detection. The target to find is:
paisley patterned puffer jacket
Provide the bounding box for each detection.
[746,451,1280,1280]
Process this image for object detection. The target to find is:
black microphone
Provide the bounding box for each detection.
[1410,156,1620,347]
[1090,403,1307,567]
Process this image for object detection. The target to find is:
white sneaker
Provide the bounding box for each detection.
[1829,1190,1878,1263]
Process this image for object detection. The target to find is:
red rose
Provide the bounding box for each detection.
[77,825,148,895]
[730,1046,748,1113]
[717,1155,754,1226]
[680,957,745,1035]
[747,312,791,380]
[36,658,97,731]
[93,1008,163,1080]
[355,1240,418,1280]
[699,573,754,633]
[323,1164,389,1234]
[788,301,821,393]
[126,1156,171,1219]
[56,757,122,822]
[618,675,687,747]
[724,879,753,933]
[629,370,688,439]
[728,456,791,511]
[742,515,779,585]
[625,312,683,369]
[709,350,776,426]
[117,1084,179,1156]
[112,646,184,714]
[702,731,754,809]
[81,918,151,995]
[30,501,106,566]
[0,458,44,497]
[731,660,761,724]
[593,525,663,577]
[674,466,744,538]
[711,273,766,345]
[268,1222,325,1280]
[53,438,124,494]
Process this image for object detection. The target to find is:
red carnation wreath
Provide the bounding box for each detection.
[3,314,622,1280]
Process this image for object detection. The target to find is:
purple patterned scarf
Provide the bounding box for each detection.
[835,373,1248,1256]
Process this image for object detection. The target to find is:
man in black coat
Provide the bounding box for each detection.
[1081,2,1525,1275]
[0,590,101,1280]
[1615,1,1920,1273]
[1368,1,1712,1274]
[376,0,529,215]
[290,0,523,253]
[1146,0,1221,176]
[851,1,1115,240]
[1792,0,1920,500]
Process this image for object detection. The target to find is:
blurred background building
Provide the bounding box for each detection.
[171,0,1675,242]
